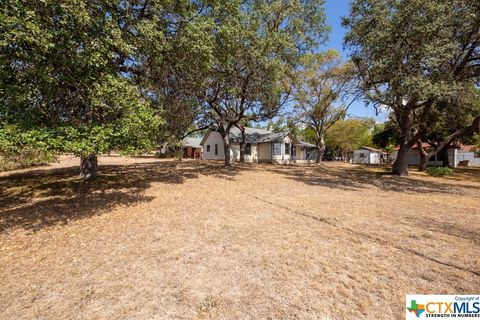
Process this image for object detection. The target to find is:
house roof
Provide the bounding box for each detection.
[358,146,383,152]
[458,145,477,152]
[395,142,432,151]
[228,126,290,143]
[201,126,298,145]
[394,143,477,152]
[298,141,316,148]
[182,137,202,149]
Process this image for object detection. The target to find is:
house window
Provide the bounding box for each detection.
[245,143,251,155]
[359,153,365,158]
[273,143,282,155]
[285,143,290,156]
[215,143,218,155]
[474,151,480,158]
[206,145,210,152]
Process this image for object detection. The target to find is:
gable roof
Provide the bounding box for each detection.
[394,143,477,152]
[182,137,202,149]
[200,126,298,145]
[298,141,316,148]
[358,146,383,152]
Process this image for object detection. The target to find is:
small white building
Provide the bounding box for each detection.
[390,144,480,167]
[457,145,480,166]
[353,147,384,164]
[200,126,316,164]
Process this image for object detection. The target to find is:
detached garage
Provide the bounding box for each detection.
[353,147,383,164]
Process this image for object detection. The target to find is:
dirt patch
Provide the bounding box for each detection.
[1,156,479,319]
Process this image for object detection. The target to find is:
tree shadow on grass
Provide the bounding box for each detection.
[0,160,241,233]
[263,163,480,194]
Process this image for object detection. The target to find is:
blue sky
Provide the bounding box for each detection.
[323,0,388,122]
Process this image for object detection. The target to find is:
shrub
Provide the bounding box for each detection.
[0,124,56,171]
[426,166,454,176]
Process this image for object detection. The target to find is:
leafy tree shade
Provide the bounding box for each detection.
[372,119,401,150]
[415,88,480,170]
[325,118,374,161]
[291,50,354,163]
[343,0,480,176]
[202,0,330,166]
[139,1,216,146]
[0,0,166,178]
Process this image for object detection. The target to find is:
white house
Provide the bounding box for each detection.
[353,147,384,164]
[390,143,480,167]
[200,126,317,164]
[457,145,480,166]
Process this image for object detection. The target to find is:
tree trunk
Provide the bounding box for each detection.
[222,133,231,167]
[239,143,245,163]
[315,136,326,164]
[417,141,429,172]
[441,144,450,167]
[238,125,246,163]
[79,154,98,180]
[418,116,480,169]
[392,143,410,176]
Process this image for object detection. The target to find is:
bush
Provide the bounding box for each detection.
[0,124,56,171]
[426,166,454,176]
[0,148,55,171]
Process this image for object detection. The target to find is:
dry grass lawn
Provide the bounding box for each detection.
[1,156,479,319]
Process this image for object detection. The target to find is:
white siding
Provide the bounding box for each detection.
[202,131,225,160]
[202,131,305,164]
[353,150,370,164]
[272,136,293,163]
[369,152,380,164]
[257,143,272,162]
[390,149,458,167]
[457,151,480,166]
[295,145,304,160]
[230,143,258,163]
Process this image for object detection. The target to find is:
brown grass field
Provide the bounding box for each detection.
[1,156,479,319]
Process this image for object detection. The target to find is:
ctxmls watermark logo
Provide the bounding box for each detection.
[406,295,480,319]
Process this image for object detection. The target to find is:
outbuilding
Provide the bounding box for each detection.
[182,137,203,159]
[353,147,384,164]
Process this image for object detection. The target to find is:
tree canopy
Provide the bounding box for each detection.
[325,118,374,160]
[0,0,330,173]
[0,0,173,177]
[343,0,480,175]
[291,49,354,163]
[200,0,329,166]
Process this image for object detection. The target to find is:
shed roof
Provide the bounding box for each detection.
[358,146,384,152]
[182,137,202,149]
[298,141,316,148]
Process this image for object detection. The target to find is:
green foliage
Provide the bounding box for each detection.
[325,118,374,153]
[0,0,164,167]
[343,0,480,174]
[0,124,56,170]
[344,0,479,107]
[426,167,454,177]
[372,119,401,149]
[203,0,329,132]
[473,133,480,149]
[291,50,353,147]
